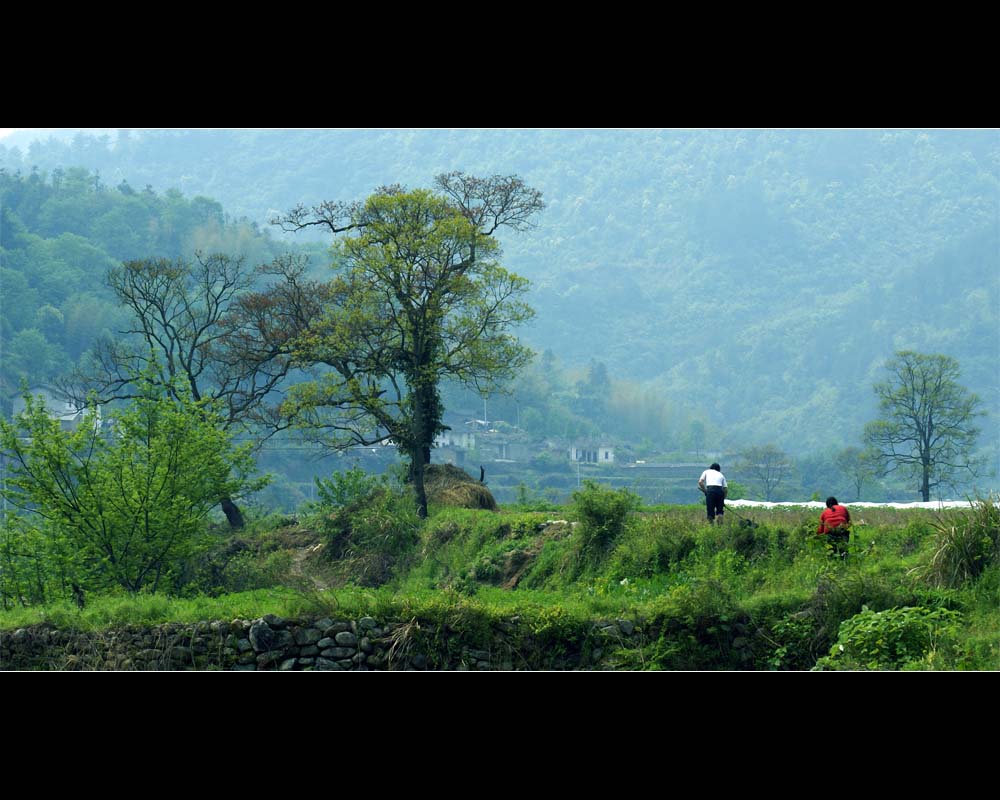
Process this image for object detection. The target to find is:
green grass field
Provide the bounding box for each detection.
[3,490,998,670]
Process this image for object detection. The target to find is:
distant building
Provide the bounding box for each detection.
[9,386,101,433]
[569,444,615,464]
[435,430,476,450]
[480,437,530,462]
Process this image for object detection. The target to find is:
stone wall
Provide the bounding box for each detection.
[1,614,643,671]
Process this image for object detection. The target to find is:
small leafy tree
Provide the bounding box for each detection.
[736,445,792,501]
[834,446,880,500]
[0,382,265,594]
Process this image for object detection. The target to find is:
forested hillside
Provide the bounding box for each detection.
[0,167,319,399]
[2,129,997,469]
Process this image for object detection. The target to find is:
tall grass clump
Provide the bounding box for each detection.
[605,514,699,580]
[314,468,421,587]
[920,495,1000,588]
[404,509,549,592]
[571,481,641,566]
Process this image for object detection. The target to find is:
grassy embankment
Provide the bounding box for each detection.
[2,487,997,670]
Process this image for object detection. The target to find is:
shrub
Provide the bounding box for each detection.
[766,612,820,670]
[571,481,641,562]
[314,466,384,510]
[0,382,264,595]
[816,605,963,670]
[799,571,921,658]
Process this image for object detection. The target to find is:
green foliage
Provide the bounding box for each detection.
[802,571,917,650]
[605,514,698,579]
[0,515,74,608]
[571,481,641,563]
[402,508,548,593]
[317,479,421,587]
[0,381,265,596]
[314,466,385,510]
[766,612,821,671]
[0,586,332,632]
[627,580,748,670]
[817,605,964,670]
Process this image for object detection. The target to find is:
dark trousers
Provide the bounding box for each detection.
[706,487,725,521]
[824,528,850,558]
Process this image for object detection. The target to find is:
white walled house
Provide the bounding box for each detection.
[434,430,476,449]
[10,386,102,433]
[569,444,615,464]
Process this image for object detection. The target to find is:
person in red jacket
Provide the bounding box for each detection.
[817,496,851,557]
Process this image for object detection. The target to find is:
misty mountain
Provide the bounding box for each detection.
[2,128,997,464]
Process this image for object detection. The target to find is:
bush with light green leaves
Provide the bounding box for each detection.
[0,381,265,596]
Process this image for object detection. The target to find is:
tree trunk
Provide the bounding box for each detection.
[921,465,930,502]
[411,457,428,519]
[220,496,245,529]
[408,367,439,519]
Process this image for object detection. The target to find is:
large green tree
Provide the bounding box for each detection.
[864,351,983,501]
[275,174,542,516]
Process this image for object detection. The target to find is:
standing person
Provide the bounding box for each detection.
[698,463,728,524]
[817,496,851,557]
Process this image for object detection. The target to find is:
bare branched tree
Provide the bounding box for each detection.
[63,252,322,527]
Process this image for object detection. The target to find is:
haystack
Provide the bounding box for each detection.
[423,464,498,511]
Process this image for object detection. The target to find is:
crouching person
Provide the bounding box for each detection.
[817,496,851,557]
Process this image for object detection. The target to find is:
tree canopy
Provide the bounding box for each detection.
[0,166,288,399]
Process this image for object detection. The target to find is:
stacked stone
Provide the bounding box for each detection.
[1,615,646,671]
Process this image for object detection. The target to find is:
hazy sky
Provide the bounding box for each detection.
[0,128,118,146]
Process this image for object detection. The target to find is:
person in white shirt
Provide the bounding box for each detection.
[697,463,728,524]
